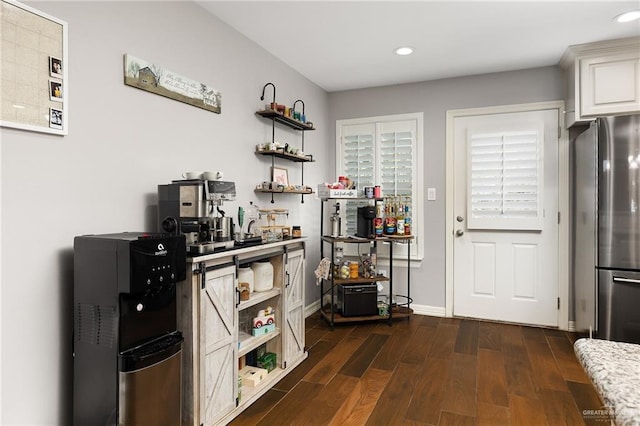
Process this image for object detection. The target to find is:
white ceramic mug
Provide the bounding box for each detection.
[182,171,202,179]
[203,171,223,180]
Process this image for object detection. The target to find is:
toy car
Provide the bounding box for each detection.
[253,307,275,328]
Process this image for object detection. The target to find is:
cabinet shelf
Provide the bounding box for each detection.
[320,305,413,323]
[256,109,315,131]
[323,235,414,243]
[322,235,413,244]
[238,288,281,311]
[255,149,314,163]
[329,275,389,285]
[238,328,281,357]
[236,366,284,410]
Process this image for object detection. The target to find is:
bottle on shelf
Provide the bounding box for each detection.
[330,203,341,237]
[403,196,412,236]
[374,200,384,237]
[333,245,344,278]
[396,196,405,236]
[384,196,396,235]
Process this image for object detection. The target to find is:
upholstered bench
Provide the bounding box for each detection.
[574,338,640,426]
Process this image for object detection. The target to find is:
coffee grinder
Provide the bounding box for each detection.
[158,178,237,254]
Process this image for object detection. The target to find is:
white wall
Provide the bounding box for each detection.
[328,67,564,313]
[0,2,329,424]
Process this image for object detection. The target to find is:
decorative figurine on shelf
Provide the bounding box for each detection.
[252,306,276,336]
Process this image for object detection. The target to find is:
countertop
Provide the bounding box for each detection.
[187,237,307,263]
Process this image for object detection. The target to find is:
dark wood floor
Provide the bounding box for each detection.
[230,314,606,426]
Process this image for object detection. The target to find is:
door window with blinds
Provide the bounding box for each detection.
[467,122,544,230]
[337,113,423,259]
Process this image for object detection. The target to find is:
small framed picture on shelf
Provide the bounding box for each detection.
[272,166,289,186]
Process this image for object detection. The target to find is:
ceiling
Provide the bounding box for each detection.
[198,1,640,92]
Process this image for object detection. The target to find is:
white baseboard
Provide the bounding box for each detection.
[411,304,446,317]
[304,301,446,318]
[568,320,576,332]
[305,300,321,318]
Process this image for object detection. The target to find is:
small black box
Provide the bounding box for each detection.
[338,283,378,317]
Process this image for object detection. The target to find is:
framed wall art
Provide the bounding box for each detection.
[272,166,289,186]
[0,0,68,135]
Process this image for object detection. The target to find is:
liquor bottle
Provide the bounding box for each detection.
[374,200,384,237]
[403,196,412,236]
[384,196,396,235]
[396,195,405,235]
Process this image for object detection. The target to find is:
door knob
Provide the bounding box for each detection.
[455,229,464,237]
[456,216,464,222]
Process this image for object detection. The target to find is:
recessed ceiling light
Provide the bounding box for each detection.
[395,47,414,56]
[615,10,640,22]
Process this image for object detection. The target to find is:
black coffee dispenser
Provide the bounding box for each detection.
[356,206,377,238]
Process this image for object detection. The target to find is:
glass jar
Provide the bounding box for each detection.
[238,266,254,293]
[349,261,359,279]
[251,260,274,292]
[339,261,350,279]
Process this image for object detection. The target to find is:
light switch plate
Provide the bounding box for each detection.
[427,187,436,201]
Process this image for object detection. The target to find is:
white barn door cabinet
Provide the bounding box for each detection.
[178,240,307,425]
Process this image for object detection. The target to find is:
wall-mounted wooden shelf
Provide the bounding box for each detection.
[255,149,313,163]
[254,188,314,195]
[256,109,315,131]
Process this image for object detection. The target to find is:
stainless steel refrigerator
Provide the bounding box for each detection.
[572,114,640,343]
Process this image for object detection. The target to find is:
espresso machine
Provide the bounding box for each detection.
[158,179,237,254]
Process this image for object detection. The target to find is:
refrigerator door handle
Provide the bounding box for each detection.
[613,276,640,285]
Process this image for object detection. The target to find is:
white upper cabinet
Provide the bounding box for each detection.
[560,37,640,126]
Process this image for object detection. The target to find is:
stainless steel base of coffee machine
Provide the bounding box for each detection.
[187,240,235,255]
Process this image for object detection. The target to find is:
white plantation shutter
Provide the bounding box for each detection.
[380,123,414,197]
[467,125,544,230]
[341,124,375,235]
[337,116,421,259]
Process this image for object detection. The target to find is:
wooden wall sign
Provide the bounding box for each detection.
[124,54,222,114]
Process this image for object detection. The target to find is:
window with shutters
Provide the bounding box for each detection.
[467,123,544,230]
[336,113,423,260]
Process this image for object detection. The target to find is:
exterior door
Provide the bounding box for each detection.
[284,249,305,367]
[201,264,237,425]
[452,108,559,327]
